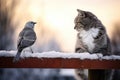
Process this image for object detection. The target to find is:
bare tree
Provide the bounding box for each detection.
[0,0,18,50]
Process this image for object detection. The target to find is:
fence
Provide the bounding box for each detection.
[0,51,120,80]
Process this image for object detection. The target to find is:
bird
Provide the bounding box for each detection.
[13,21,37,62]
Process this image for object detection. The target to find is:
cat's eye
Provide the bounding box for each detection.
[81,14,85,17]
[80,25,84,28]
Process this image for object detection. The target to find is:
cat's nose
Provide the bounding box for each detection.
[74,26,77,29]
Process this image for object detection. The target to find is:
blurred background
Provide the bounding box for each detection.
[0,0,120,80]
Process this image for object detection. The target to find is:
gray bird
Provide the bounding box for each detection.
[13,21,37,62]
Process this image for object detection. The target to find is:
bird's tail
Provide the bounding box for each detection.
[13,49,22,63]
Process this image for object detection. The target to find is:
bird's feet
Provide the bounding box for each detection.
[13,57,20,63]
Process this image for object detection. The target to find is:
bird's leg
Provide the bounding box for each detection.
[30,47,34,53]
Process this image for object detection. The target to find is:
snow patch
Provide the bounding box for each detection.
[0,50,120,60]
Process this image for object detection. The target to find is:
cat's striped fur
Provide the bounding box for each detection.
[74,9,113,80]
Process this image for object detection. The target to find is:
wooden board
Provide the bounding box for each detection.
[0,57,120,69]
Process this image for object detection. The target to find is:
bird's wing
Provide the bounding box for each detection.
[17,30,25,49]
[17,28,36,49]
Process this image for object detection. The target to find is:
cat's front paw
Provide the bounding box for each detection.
[75,48,86,53]
[96,53,103,60]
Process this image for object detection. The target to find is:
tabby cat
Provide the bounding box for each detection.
[74,9,113,80]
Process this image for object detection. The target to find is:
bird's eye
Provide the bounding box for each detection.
[30,22,36,24]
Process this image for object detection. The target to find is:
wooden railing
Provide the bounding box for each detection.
[0,51,120,80]
[0,57,120,69]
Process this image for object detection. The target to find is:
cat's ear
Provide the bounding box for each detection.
[77,9,82,16]
[77,9,85,17]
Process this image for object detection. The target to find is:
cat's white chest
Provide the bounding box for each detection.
[79,28,99,52]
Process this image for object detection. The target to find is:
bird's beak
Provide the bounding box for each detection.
[33,22,36,24]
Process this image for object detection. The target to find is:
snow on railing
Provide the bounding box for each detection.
[0,50,120,69]
[0,50,120,60]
